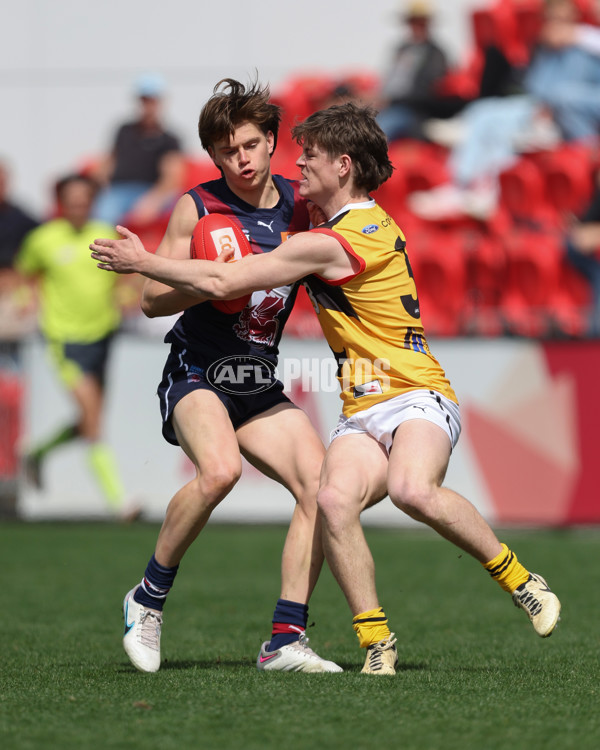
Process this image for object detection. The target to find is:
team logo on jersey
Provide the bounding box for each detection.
[206,355,277,394]
[187,365,205,383]
[233,288,290,347]
[353,379,384,398]
[361,224,379,234]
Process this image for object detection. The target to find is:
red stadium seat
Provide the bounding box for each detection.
[0,374,23,478]
[408,230,467,336]
[550,256,593,336]
[435,50,483,100]
[462,231,507,335]
[372,168,408,224]
[513,0,544,53]
[471,1,528,65]
[499,157,546,218]
[388,141,451,195]
[180,158,220,192]
[337,71,380,101]
[272,74,335,127]
[536,144,595,215]
[500,229,563,335]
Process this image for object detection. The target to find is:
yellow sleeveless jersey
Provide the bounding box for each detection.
[304,201,457,417]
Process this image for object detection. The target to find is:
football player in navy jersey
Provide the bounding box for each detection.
[116,79,341,674]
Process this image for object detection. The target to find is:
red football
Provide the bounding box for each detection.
[190,213,252,314]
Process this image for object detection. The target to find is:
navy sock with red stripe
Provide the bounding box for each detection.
[268,598,308,651]
[132,554,179,611]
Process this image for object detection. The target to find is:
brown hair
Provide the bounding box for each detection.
[54,173,98,204]
[291,102,394,192]
[198,78,281,152]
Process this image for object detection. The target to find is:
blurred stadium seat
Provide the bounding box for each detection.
[408,230,467,336]
[181,157,220,192]
[0,373,22,479]
[536,143,596,215]
[471,0,529,66]
[500,229,563,336]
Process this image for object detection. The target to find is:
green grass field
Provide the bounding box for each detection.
[1,522,598,750]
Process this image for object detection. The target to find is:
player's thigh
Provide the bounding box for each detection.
[235,403,325,495]
[388,418,452,489]
[320,433,389,513]
[172,388,242,476]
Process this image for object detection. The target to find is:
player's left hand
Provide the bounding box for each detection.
[90,225,148,274]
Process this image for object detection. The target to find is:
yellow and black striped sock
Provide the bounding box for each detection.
[352,606,391,648]
[483,543,530,593]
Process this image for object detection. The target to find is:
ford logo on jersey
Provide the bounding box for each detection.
[206,355,278,395]
[362,224,379,234]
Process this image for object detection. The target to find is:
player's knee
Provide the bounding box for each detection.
[316,483,349,524]
[289,474,320,510]
[196,464,241,504]
[388,477,434,521]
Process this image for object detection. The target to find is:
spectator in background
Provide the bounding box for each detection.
[565,169,600,335]
[15,174,140,520]
[375,0,449,141]
[0,160,39,271]
[92,73,184,228]
[410,0,600,221]
[0,159,40,339]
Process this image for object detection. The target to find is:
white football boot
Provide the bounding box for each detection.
[361,633,398,675]
[257,633,343,673]
[512,573,561,637]
[123,586,163,672]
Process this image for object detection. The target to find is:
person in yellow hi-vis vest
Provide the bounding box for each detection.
[91,102,561,674]
[17,174,140,521]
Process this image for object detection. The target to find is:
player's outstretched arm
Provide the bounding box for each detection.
[91,226,353,299]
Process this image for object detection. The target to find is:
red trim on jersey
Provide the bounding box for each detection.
[310,226,366,285]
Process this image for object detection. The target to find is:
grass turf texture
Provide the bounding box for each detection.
[1,523,598,750]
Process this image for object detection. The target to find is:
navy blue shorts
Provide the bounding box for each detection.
[48,334,113,387]
[157,344,291,446]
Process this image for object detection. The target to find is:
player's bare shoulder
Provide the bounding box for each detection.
[156,194,200,259]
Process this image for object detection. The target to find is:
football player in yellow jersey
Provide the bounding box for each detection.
[91,101,562,675]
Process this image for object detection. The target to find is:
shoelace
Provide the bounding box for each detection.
[367,636,397,671]
[514,588,543,616]
[138,610,163,649]
[295,632,318,655]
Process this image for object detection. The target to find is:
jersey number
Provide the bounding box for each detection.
[398,240,420,319]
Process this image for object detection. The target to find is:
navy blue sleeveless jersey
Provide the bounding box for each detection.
[165,174,310,366]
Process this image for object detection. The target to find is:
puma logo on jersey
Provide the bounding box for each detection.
[257,220,275,232]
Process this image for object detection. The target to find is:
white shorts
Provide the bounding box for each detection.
[330,389,461,453]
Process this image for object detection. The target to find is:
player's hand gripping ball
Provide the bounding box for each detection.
[190,213,252,314]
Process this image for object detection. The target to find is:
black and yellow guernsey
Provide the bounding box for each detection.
[303,199,458,417]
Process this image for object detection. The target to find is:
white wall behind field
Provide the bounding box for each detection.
[2,0,486,216]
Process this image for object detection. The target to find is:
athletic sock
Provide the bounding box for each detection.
[87,441,125,511]
[483,542,530,593]
[30,423,78,460]
[133,554,179,611]
[352,606,391,648]
[268,598,308,651]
